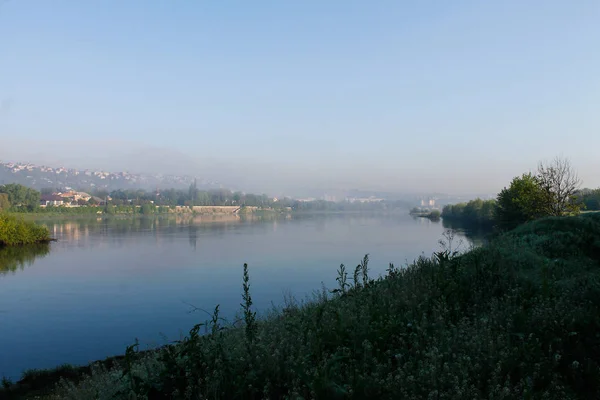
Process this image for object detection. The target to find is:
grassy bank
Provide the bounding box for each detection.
[0,214,51,247]
[3,214,600,399]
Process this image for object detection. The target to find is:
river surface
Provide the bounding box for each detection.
[0,213,483,379]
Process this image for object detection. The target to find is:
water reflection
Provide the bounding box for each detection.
[35,214,275,249]
[441,219,491,248]
[1,213,485,380]
[0,244,51,275]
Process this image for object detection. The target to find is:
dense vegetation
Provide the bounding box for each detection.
[579,188,600,211]
[441,198,496,227]
[0,184,40,211]
[409,207,441,220]
[0,214,51,247]
[5,213,599,399]
[442,158,591,230]
[96,186,410,212]
[2,183,411,215]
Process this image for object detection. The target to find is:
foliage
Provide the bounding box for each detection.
[139,203,155,215]
[441,198,496,227]
[495,173,550,230]
[0,214,51,246]
[537,157,582,216]
[579,188,600,211]
[0,183,40,211]
[0,193,10,211]
[444,158,584,232]
[14,213,596,399]
[410,208,441,220]
[428,209,441,219]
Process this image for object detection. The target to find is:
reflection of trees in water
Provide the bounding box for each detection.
[410,215,442,226]
[37,215,285,250]
[184,214,279,249]
[0,243,50,275]
[441,219,491,248]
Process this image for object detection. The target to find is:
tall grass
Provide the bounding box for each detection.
[7,214,600,399]
[0,214,51,246]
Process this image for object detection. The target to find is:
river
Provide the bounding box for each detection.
[0,213,483,380]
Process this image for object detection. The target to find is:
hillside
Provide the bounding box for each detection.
[3,214,600,399]
[0,161,220,192]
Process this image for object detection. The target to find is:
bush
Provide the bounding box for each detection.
[442,198,496,227]
[0,214,51,246]
[428,209,441,219]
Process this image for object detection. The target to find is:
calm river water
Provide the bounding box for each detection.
[0,213,483,379]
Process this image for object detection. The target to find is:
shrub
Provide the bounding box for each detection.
[0,214,51,246]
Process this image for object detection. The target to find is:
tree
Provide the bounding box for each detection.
[537,157,582,216]
[0,193,10,211]
[0,184,40,211]
[495,173,548,230]
[581,188,600,211]
[140,203,155,215]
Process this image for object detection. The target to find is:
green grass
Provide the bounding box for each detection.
[3,214,600,399]
[0,214,51,247]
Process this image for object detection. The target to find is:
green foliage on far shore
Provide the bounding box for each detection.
[10,213,600,399]
[441,198,496,227]
[0,214,51,247]
[410,207,441,220]
[580,188,600,211]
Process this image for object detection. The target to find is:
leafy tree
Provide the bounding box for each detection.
[140,203,155,215]
[0,193,10,211]
[495,173,548,230]
[581,188,600,211]
[0,183,40,211]
[441,198,496,226]
[537,156,582,216]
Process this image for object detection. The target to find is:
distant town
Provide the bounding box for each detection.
[0,160,221,192]
[0,160,495,208]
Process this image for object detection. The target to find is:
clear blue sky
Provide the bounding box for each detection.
[1,0,599,195]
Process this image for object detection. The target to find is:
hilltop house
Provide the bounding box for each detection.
[40,195,65,207]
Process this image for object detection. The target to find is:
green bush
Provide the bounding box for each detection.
[0,214,51,246]
[442,198,496,227]
[428,209,441,219]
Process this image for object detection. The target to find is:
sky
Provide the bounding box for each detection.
[1,0,599,196]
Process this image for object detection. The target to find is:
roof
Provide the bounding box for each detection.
[41,194,64,201]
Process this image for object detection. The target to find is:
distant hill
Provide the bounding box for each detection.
[0,161,222,192]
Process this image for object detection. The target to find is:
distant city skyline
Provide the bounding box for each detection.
[1,1,599,194]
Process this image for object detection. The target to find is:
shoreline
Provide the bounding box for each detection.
[3,213,600,398]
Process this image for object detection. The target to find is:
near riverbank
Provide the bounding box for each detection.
[2,213,599,399]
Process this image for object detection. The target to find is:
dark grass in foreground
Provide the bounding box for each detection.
[3,214,600,399]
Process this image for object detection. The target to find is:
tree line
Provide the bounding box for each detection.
[0,183,412,214]
[442,157,599,230]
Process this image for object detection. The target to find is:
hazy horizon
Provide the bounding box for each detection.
[1,1,599,196]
